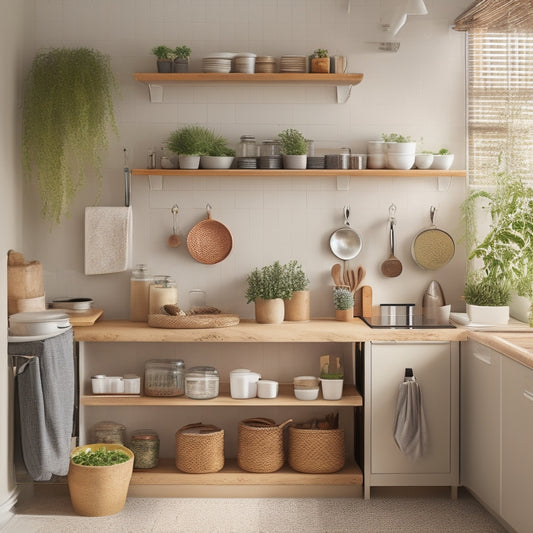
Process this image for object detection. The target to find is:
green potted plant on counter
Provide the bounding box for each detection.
[283,260,310,322]
[173,45,191,72]
[246,261,292,324]
[22,47,118,225]
[152,45,175,72]
[311,48,330,73]
[333,286,354,322]
[278,128,308,169]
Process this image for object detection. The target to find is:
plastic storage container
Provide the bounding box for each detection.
[129,429,160,469]
[185,366,219,399]
[144,359,185,397]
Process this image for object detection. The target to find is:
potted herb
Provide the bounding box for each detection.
[319,354,344,400]
[173,45,191,73]
[22,47,118,225]
[283,260,311,321]
[311,48,330,73]
[333,286,354,322]
[67,443,134,516]
[200,132,236,169]
[152,45,175,73]
[245,261,292,324]
[431,148,454,170]
[462,158,533,324]
[381,133,416,170]
[166,125,210,169]
[278,128,308,169]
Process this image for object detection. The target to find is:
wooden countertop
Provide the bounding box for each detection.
[467,331,533,370]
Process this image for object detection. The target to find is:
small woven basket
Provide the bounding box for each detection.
[237,418,292,473]
[288,427,345,473]
[175,423,224,473]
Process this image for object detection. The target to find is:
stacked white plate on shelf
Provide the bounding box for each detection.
[233,52,256,73]
[279,55,307,73]
[255,56,277,73]
[202,52,235,73]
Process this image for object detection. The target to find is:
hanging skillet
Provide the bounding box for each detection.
[411,206,455,270]
[329,205,363,262]
[187,204,233,264]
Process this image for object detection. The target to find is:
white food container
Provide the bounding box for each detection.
[230,369,261,399]
[257,379,279,399]
[9,310,70,336]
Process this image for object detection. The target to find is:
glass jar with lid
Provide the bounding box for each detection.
[260,139,281,157]
[130,264,152,322]
[129,429,160,469]
[144,359,185,397]
[237,135,258,158]
[93,420,127,444]
[149,275,178,314]
[185,366,220,399]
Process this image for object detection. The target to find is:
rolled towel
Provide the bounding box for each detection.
[85,206,132,275]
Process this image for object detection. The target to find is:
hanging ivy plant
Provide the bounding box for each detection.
[22,47,119,224]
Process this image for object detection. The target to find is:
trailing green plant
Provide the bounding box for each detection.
[381,133,413,143]
[22,47,118,224]
[245,261,292,303]
[174,45,191,60]
[152,45,174,60]
[462,156,533,302]
[333,287,354,310]
[314,48,329,58]
[71,447,130,467]
[278,128,308,156]
[284,260,310,293]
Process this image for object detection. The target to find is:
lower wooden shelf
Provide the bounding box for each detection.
[132,458,363,486]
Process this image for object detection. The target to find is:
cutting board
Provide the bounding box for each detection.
[62,308,104,326]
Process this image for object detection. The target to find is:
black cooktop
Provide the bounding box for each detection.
[360,316,456,329]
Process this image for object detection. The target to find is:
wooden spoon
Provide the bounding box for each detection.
[167,204,181,248]
[381,221,402,277]
[331,263,343,286]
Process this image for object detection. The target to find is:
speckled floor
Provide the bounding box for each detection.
[1,485,509,533]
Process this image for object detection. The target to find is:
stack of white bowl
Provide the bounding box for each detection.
[233,53,256,73]
[386,141,416,170]
[367,140,386,169]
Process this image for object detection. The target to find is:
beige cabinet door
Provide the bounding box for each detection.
[370,342,451,474]
[461,341,501,514]
[502,357,533,533]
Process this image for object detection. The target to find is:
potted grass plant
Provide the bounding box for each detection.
[22,47,118,225]
[278,128,308,169]
[283,260,311,321]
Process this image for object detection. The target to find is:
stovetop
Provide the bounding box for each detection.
[360,316,456,329]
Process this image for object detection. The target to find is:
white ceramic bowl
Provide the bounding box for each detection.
[367,153,386,169]
[293,375,320,389]
[9,310,70,336]
[367,140,385,154]
[200,156,235,169]
[386,142,416,154]
[415,153,434,169]
[386,153,415,170]
[294,387,319,401]
[431,154,454,170]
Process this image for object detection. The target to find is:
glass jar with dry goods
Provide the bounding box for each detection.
[144,359,185,397]
[129,429,160,469]
[149,275,178,314]
[130,264,152,322]
[93,420,127,445]
[185,366,220,399]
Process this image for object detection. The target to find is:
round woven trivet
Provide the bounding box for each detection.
[148,313,239,329]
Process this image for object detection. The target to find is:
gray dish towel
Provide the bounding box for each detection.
[393,370,428,461]
[8,328,74,481]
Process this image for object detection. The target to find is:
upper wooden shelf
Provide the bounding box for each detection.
[131,168,466,178]
[133,72,364,85]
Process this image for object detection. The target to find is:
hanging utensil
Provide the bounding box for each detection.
[331,263,343,286]
[167,204,181,248]
[329,206,363,268]
[411,206,455,270]
[381,205,402,277]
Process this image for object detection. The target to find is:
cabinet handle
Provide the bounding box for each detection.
[473,351,492,365]
[523,389,533,403]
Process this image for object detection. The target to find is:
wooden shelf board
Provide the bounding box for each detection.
[81,383,363,407]
[131,168,466,178]
[133,72,363,85]
[131,458,363,486]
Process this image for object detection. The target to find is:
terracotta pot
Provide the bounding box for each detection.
[284,290,310,321]
[335,308,353,322]
[311,57,330,73]
[255,298,284,324]
[68,443,134,517]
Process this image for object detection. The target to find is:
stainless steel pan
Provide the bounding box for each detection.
[329,206,363,261]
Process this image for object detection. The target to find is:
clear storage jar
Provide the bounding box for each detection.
[185,366,219,399]
[237,135,258,158]
[260,139,281,157]
[149,275,177,314]
[129,429,160,469]
[130,264,152,322]
[144,359,185,397]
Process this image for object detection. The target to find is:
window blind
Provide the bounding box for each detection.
[467,30,533,185]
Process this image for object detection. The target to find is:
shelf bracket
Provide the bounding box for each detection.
[148,175,163,191]
[337,175,350,191]
[336,85,352,104]
[148,83,163,103]
[437,176,452,191]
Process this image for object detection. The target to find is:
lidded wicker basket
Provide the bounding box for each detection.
[237,417,292,473]
[175,423,224,473]
[288,427,345,473]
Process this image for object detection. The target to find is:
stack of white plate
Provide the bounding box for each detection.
[255,56,276,73]
[202,52,235,73]
[279,55,307,73]
[234,53,256,73]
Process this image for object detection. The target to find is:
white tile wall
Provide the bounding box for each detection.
[23,0,471,320]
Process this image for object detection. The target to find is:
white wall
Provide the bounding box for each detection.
[0,0,30,523]
[20,0,469,317]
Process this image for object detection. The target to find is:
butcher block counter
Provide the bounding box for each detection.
[468,331,533,370]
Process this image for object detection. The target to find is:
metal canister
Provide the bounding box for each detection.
[129,429,160,469]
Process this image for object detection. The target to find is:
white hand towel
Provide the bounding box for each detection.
[84,206,132,275]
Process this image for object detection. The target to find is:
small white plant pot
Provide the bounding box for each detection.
[320,378,344,401]
[466,304,509,325]
[200,156,235,169]
[431,154,454,170]
[283,154,307,169]
[415,153,434,169]
[178,155,201,169]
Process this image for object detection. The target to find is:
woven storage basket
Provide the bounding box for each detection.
[288,427,345,473]
[237,418,292,473]
[175,423,224,473]
[148,313,239,329]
